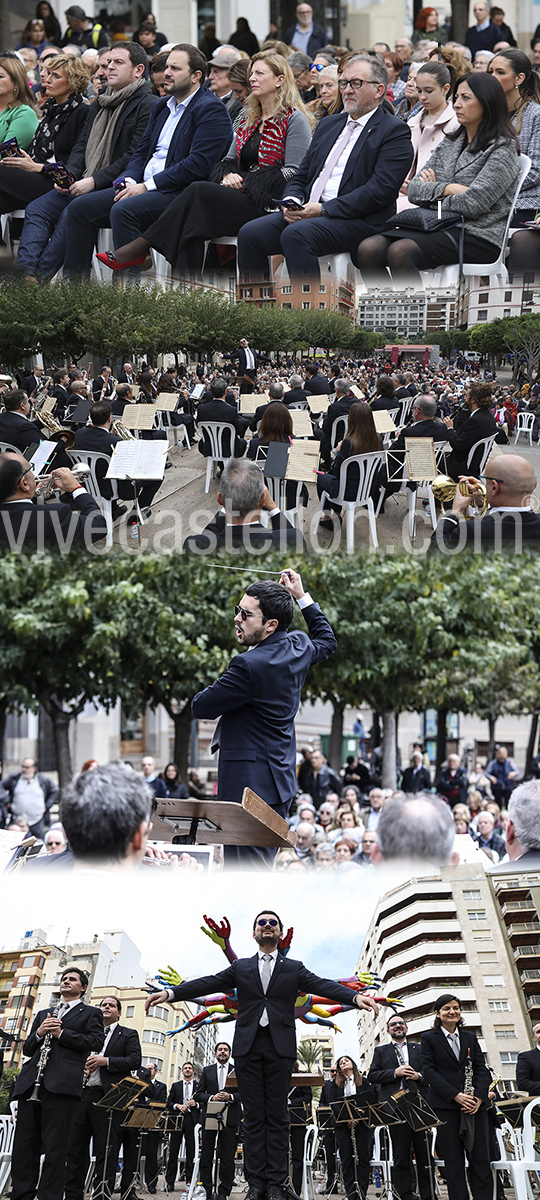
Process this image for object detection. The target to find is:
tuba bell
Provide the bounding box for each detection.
[111,420,136,440]
[33,408,75,450]
[431,475,488,518]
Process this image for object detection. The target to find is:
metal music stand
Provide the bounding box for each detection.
[120,1101,166,1200]
[289,1103,312,1127]
[158,1109,185,1187]
[391,1089,441,1200]
[330,1097,373,1200]
[93,1076,148,1200]
[205,1099,231,1200]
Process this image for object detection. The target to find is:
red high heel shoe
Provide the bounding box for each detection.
[95,250,148,271]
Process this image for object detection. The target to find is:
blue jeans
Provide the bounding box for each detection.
[16,191,72,277]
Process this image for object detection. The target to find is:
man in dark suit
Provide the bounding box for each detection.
[227,340,270,393]
[11,967,105,1200]
[431,454,540,551]
[369,1015,433,1200]
[303,365,331,397]
[188,567,333,862]
[166,1062,200,1191]
[0,389,49,455]
[0,452,107,550]
[21,366,45,396]
[497,780,540,869]
[64,995,142,1200]
[516,1025,540,1094]
[73,400,163,521]
[183,460,304,555]
[237,54,412,282]
[196,377,249,458]
[91,45,232,277]
[401,752,432,794]
[118,362,136,386]
[378,394,448,497]
[92,367,114,400]
[51,369,73,423]
[147,910,378,1200]
[194,1043,241,1200]
[16,43,157,280]
[316,378,356,466]
[282,376,310,407]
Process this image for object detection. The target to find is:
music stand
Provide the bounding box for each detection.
[391,1089,441,1200]
[120,1102,166,1200]
[330,1097,372,1200]
[158,1109,185,1189]
[93,1076,148,1200]
[288,1102,312,1127]
[205,1099,231,1200]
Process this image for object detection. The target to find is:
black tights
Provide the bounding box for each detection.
[357,234,430,285]
[507,229,540,272]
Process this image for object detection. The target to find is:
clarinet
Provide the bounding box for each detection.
[28,1003,62,1103]
[463,1049,475,1099]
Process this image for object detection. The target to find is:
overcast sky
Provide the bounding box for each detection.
[0,868,407,1059]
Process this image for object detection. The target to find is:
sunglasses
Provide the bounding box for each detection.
[310,62,325,70]
[256,918,279,927]
[234,605,258,621]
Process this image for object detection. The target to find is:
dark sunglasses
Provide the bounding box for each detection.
[257,918,279,927]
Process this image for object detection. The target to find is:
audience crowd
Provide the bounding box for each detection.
[2,3,540,282]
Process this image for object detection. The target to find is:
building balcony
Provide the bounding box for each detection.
[519,970,540,985]
[500,901,536,919]
[385,962,472,995]
[513,945,540,962]
[398,985,477,1018]
[506,923,540,940]
[526,994,540,1011]
[380,938,465,975]
[378,920,462,958]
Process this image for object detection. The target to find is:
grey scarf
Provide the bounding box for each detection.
[83,78,145,178]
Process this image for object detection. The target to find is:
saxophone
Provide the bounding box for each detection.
[28,1003,62,1103]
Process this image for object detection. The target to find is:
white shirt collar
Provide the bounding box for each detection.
[476,17,490,28]
[258,948,279,961]
[166,87,198,115]
[489,505,532,513]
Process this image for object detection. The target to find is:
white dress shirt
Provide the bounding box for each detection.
[258,947,278,1025]
[311,108,378,203]
[86,1021,118,1086]
[141,88,199,190]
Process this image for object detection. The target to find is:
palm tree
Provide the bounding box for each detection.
[296,1039,325,1072]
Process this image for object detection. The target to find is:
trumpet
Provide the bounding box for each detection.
[35,462,91,500]
[431,475,488,518]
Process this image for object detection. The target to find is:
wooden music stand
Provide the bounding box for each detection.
[152,788,296,849]
[227,1071,322,1088]
[122,1103,166,1131]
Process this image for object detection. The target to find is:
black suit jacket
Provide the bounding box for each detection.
[99,1024,142,1090]
[196,398,247,456]
[287,105,412,230]
[391,418,448,452]
[432,510,540,551]
[123,87,233,194]
[368,1041,426,1102]
[304,375,331,396]
[0,411,44,453]
[21,374,43,396]
[172,955,359,1060]
[67,84,157,190]
[321,396,355,439]
[168,1079,201,1121]
[227,348,270,377]
[371,396,398,412]
[0,492,107,550]
[420,1027,490,1111]
[194,1063,242,1126]
[401,765,432,793]
[183,510,304,554]
[283,388,310,407]
[52,385,72,422]
[445,408,498,479]
[15,1001,105,1098]
[516,1048,540,1095]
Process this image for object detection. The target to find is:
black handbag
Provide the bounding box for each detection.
[387,202,465,276]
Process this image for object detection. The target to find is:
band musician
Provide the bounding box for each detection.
[369,1015,433,1200]
[165,1061,200,1192]
[194,1043,241,1200]
[10,967,105,1200]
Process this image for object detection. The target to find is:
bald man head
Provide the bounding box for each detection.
[486,454,537,507]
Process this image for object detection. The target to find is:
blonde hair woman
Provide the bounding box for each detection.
[99,50,314,275]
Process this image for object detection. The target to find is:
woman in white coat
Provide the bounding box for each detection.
[397,60,460,211]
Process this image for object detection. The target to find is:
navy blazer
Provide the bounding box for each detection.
[432,510,540,550]
[516,1048,540,1095]
[15,1001,105,1098]
[194,1063,242,1125]
[0,411,44,454]
[286,105,413,226]
[99,1024,142,1090]
[420,1026,491,1111]
[122,86,233,194]
[0,492,107,551]
[191,602,336,807]
[172,954,358,1059]
[368,1040,427,1102]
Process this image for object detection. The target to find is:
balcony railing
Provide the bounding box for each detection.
[526,994,540,1009]
[513,945,540,959]
[501,901,536,917]
[519,970,540,981]
[506,923,540,937]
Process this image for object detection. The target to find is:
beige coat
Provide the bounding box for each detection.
[396,103,460,212]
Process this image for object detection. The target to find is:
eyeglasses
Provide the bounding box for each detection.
[18,467,33,485]
[234,605,258,621]
[256,918,279,927]
[338,77,377,90]
[479,474,504,484]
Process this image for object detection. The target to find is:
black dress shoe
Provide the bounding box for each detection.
[111,502,127,520]
[245,1189,266,1200]
[266,1187,285,1200]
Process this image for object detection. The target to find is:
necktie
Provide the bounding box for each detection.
[260,954,272,1027]
[309,120,358,203]
[450,1033,460,1059]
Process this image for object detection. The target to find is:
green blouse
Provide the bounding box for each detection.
[0,104,40,151]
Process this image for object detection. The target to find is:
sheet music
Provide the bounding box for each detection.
[106,441,167,480]
[373,410,396,434]
[291,411,313,437]
[405,437,437,482]
[122,404,156,430]
[286,440,319,483]
[240,392,270,414]
[155,393,179,412]
[308,395,330,413]
[30,441,57,475]
[41,396,56,413]
[191,384,205,399]
[350,385,364,400]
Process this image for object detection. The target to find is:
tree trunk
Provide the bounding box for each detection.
[172,704,192,778]
[0,696,8,778]
[0,0,11,53]
[451,0,470,41]
[436,706,448,774]
[487,715,497,764]
[49,709,73,789]
[525,711,539,776]
[328,701,344,771]
[381,712,397,789]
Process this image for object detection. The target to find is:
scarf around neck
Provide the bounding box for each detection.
[30,92,87,162]
[83,78,145,178]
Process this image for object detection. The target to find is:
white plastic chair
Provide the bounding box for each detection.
[264,475,305,528]
[490,1098,540,1200]
[371,1125,394,1195]
[197,421,237,492]
[0,442,21,455]
[376,443,437,539]
[397,395,415,426]
[68,449,144,547]
[466,434,496,476]
[514,412,535,447]
[186,1124,201,1200]
[1,209,25,255]
[317,450,385,551]
[155,409,190,449]
[330,415,348,453]
[382,407,400,448]
[0,1114,15,1197]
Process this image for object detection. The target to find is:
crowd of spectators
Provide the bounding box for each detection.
[2,4,540,283]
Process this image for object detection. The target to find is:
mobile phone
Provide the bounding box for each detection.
[114,177,127,197]
[274,197,305,211]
